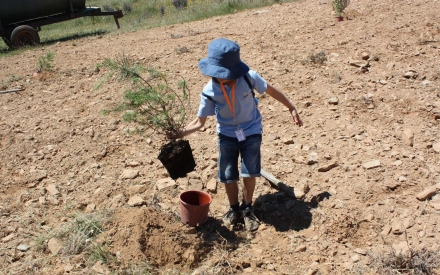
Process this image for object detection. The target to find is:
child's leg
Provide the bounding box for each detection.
[224,181,239,206]
[242,177,256,204]
[239,134,262,206]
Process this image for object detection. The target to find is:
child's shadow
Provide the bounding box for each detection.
[254,189,331,232]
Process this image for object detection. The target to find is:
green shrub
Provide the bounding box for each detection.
[96,55,191,141]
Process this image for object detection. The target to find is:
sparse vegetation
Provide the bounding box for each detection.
[88,243,115,264]
[332,0,350,17]
[176,46,191,54]
[96,55,191,141]
[1,74,22,89]
[32,212,112,256]
[369,248,440,275]
[35,51,55,73]
[304,51,327,66]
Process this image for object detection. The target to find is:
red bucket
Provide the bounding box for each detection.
[179,190,212,227]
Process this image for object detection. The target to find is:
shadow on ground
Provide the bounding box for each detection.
[254,189,332,232]
[0,30,109,54]
[199,217,245,244]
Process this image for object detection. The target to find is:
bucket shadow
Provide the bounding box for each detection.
[253,190,331,232]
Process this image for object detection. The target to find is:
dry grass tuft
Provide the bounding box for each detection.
[369,248,440,275]
[304,51,327,66]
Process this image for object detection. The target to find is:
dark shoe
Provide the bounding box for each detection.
[222,208,238,227]
[242,207,259,231]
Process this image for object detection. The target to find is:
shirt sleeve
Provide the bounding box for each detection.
[196,90,216,117]
[248,70,268,95]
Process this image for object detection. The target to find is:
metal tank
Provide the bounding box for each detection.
[0,0,86,25]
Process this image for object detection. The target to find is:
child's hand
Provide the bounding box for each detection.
[290,108,303,127]
[165,128,183,140]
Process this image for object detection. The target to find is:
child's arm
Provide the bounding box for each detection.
[180,116,207,137]
[265,84,303,127]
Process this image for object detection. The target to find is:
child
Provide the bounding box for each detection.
[180,38,303,231]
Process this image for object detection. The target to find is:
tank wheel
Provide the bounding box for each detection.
[11,25,40,49]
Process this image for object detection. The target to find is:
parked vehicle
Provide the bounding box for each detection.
[0,0,123,49]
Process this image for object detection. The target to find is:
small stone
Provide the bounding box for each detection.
[349,60,368,67]
[432,142,440,153]
[45,184,59,196]
[403,217,415,229]
[362,160,381,169]
[402,128,414,146]
[187,171,202,179]
[127,161,140,167]
[365,213,374,221]
[127,195,145,206]
[85,204,96,213]
[344,261,354,270]
[361,52,370,60]
[158,203,169,210]
[267,134,279,142]
[206,178,217,193]
[317,162,338,172]
[188,178,203,190]
[39,197,46,204]
[307,153,318,165]
[156,178,176,190]
[295,182,310,200]
[392,220,404,234]
[119,169,139,180]
[403,71,415,79]
[128,185,148,195]
[184,227,197,234]
[328,97,339,105]
[398,176,407,182]
[354,248,367,255]
[393,241,409,255]
[17,244,30,251]
[295,245,307,252]
[429,201,440,210]
[47,238,63,255]
[351,254,360,262]
[91,261,111,274]
[381,225,391,236]
[416,186,437,201]
[2,233,16,242]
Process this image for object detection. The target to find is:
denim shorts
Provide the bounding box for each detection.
[217,133,262,183]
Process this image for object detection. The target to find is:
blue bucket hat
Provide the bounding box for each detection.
[198,38,249,80]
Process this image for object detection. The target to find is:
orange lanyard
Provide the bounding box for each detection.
[219,81,236,118]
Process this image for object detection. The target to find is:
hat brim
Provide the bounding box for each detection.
[198,58,249,80]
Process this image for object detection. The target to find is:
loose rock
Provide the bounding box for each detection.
[119,169,139,180]
[416,186,437,201]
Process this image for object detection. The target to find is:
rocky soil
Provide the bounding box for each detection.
[1,0,440,274]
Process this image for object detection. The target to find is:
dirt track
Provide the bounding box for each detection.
[1,0,440,274]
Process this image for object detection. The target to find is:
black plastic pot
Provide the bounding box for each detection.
[158,139,196,180]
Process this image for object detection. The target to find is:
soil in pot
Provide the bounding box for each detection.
[158,139,196,180]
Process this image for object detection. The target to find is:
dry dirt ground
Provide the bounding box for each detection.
[1,0,440,274]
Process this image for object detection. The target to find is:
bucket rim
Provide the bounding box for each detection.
[179,190,212,206]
